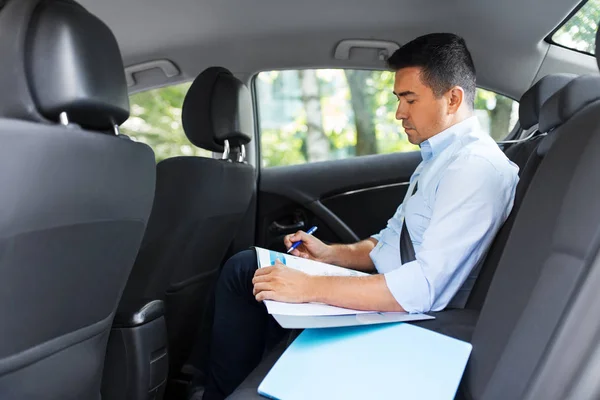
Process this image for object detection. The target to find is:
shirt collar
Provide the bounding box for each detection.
[419,116,481,161]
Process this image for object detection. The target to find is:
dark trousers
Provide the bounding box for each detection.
[203,250,287,400]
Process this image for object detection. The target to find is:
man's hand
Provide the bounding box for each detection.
[253,260,315,303]
[284,230,332,262]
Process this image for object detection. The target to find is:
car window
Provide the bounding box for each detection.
[255,69,518,168]
[121,82,212,162]
[551,0,600,54]
[475,88,519,141]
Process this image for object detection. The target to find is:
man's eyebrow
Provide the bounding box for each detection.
[393,90,417,97]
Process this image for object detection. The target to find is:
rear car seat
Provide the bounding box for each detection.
[460,72,600,400]
[465,73,577,311]
[412,73,577,341]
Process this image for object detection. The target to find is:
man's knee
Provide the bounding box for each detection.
[218,249,258,295]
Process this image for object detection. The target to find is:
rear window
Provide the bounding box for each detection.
[551,0,600,54]
[255,69,518,168]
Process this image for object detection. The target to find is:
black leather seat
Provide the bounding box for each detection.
[0,1,155,399]
[460,73,600,399]
[465,73,577,311]
[118,67,256,378]
[449,73,578,311]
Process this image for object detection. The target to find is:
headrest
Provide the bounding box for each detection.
[0,0,129,130]
[519,73,577,130]
[539,75,600,133]
[182,67,253,152]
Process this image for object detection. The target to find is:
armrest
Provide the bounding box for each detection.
[113,299,165,328]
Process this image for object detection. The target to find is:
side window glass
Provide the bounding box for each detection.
[256,69,419,168]
[121,83,212,162]
[256,69,518,168]
[474,88,519,141]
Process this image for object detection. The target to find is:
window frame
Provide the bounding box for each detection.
[545,0,596,56]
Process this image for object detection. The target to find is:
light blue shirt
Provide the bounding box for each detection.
[370,116,519,313]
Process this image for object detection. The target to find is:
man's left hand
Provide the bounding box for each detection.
[252,260,314,303]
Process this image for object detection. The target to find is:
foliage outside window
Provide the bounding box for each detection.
[255,69,518,168]
[121,83,212,163]
[552,0,600,54]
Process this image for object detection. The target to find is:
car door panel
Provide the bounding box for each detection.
[256,151,421,252]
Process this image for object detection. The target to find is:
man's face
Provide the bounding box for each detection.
[393,67,449,145]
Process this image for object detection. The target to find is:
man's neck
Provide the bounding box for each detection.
[420,111,475,146]
[443,110,474,132]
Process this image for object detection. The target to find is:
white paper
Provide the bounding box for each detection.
[255,247,369,278]
[264,299,373,316]
[253,247,435,328]
[255,247,376,316]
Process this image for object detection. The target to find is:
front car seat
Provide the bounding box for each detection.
[0,0,155,398]
[118,66,256,378]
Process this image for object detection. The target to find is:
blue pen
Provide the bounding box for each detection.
[287,226,318,253]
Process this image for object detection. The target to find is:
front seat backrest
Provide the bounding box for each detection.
[0,1,155,399]
[119,66,255,376]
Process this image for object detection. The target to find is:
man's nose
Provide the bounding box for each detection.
[396,103,408,120]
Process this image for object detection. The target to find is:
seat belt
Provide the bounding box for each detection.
[400,221,416,265]
[397,175,418,266]
[399,179,417,266]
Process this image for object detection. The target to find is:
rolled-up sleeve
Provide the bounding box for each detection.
[385,156,514,313]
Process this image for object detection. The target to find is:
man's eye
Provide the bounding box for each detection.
[407,100,415,104]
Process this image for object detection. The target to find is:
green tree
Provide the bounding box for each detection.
[121,83,211,163]
[553,0,600,53]
[345,70,378,156]
[298,70,330,162]
[489,96,514,140]
[475,89,517,140]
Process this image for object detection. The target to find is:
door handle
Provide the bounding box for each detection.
[269,220,305,233]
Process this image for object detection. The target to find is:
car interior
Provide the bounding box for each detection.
[1,0,600,399]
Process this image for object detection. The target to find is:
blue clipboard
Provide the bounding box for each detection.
[258,323,472,400]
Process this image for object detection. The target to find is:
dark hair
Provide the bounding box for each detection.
[387,33,476,109]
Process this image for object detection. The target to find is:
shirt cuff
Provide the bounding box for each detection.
[384,260,432,313]
[371,233,381,242]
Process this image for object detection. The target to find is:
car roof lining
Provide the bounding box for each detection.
[80,0,596,98]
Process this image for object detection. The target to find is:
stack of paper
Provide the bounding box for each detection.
[254,247,434,328]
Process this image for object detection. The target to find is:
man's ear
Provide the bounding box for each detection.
[447,86,464,114]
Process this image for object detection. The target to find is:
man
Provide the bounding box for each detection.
[201,33,519,400]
